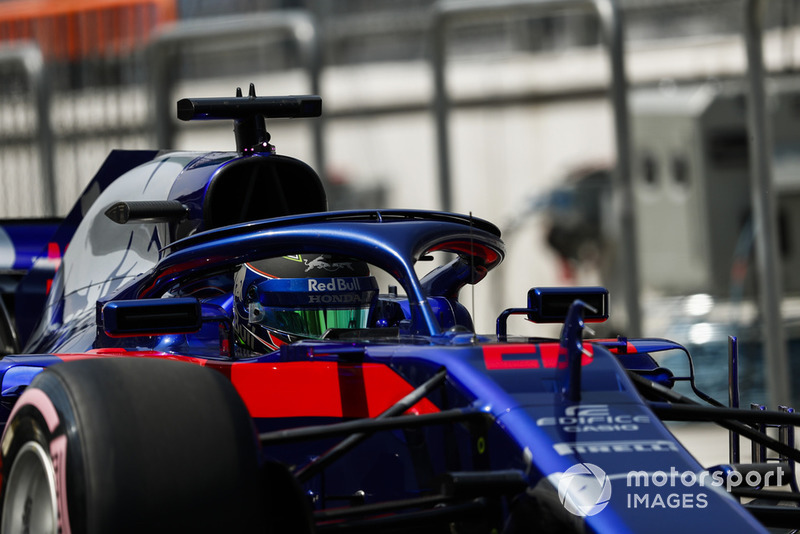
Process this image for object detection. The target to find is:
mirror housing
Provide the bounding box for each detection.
[527,287,609,323]
[102,298,202,337]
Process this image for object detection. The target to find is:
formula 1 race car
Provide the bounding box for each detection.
[0,86,798,533]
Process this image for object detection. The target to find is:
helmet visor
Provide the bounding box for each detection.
[258,306,372,338]
[252,276,379,338]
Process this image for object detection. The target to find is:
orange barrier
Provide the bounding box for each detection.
[0,0,177,60]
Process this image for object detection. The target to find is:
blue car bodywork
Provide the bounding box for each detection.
[0,92,793,533]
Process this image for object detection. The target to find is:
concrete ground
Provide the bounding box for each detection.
[668,422,732,468]
[670,421,800,478]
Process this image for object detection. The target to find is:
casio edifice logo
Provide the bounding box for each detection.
[536,404,651,433]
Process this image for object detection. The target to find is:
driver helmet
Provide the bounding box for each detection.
[233,254,378,352]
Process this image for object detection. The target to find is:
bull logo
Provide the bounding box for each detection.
[304,255,355,273]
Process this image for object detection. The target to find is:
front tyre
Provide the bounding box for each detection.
[0,358,264,534]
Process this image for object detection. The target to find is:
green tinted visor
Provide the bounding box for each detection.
[257,306,372,338]
[251,276,379,338]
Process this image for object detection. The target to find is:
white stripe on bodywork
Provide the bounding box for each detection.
[0,227,16,270]
[58,154,202,321]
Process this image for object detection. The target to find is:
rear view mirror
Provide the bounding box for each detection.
[527,287,609,323]
[102,298,202,337]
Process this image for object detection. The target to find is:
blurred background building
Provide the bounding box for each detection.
[2,0,800,402]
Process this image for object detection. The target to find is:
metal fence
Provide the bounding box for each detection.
[0,10,320,216]
[0,0,170,216]
[1,0,797,218]
[0,43,52,217]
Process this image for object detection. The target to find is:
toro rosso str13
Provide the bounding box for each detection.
[0,86,797,533]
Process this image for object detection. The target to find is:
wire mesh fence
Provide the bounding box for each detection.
[0,0,798,218]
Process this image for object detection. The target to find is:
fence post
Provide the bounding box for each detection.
[0,43,55,216]
[431,0,641,336]
[744,0,790,406]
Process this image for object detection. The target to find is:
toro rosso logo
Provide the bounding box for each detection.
[304,256,355,273]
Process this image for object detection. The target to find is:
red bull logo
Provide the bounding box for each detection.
[308,278,362,292]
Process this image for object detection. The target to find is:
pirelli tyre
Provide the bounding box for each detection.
[0,358,265,533]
